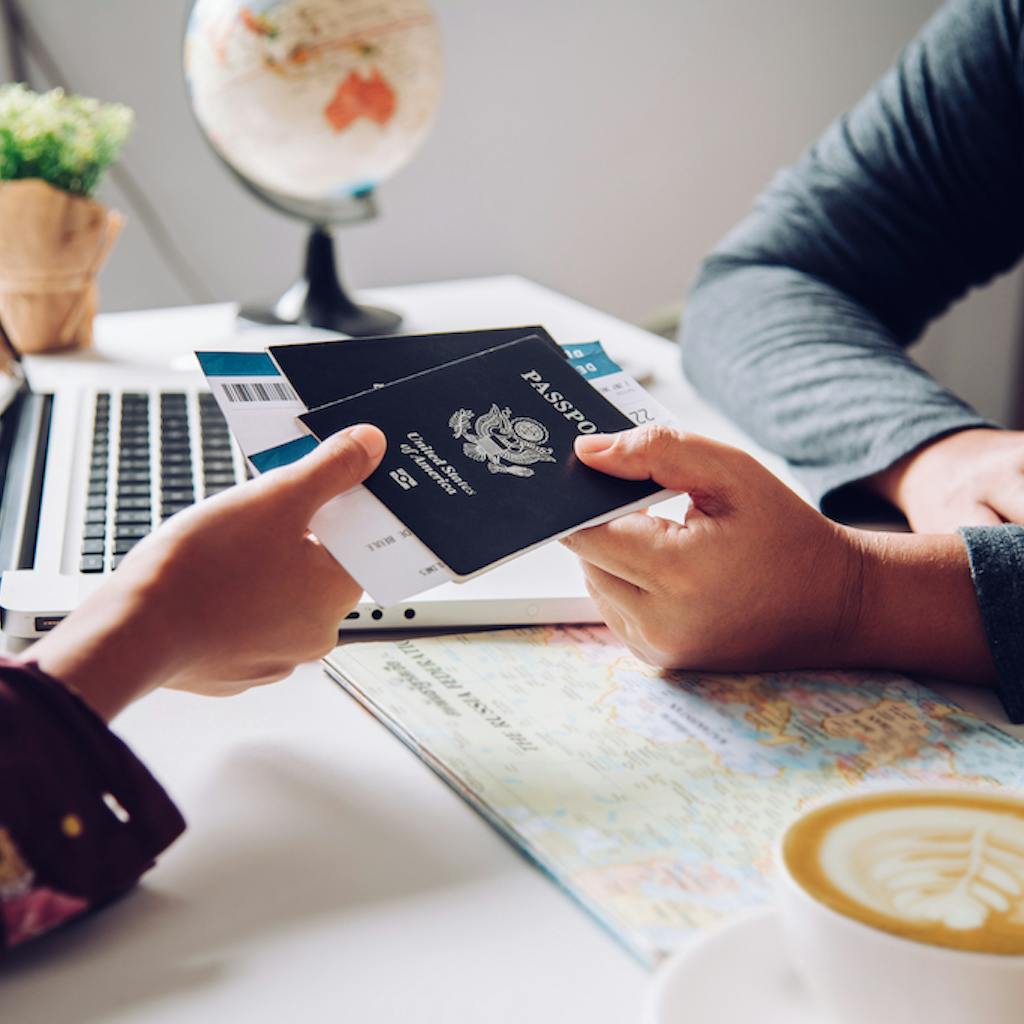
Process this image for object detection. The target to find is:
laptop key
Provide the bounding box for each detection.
[86,495,107,510]
[80,555,106,573]
[115,496,151,510]
[115,510,152,525]
[118,471,150,484]
[114,538,139,555]
[84,509,106,525]
[83,524,106,540]
[161,488,194,503]
[115,524,149,540]
[116,483,151,497]
[81,539,105,555]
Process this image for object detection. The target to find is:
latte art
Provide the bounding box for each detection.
[784,791,1024,954]
[824,807,1024,930]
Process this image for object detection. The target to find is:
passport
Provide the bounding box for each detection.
[269,326,564,409]
[298,334,665,577]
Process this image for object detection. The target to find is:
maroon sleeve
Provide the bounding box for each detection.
[0,658,185,952]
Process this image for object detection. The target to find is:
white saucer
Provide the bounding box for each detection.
[645,908,828,1023]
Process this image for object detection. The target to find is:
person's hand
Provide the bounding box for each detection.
[562,426,861,671]
[562,426,993,684]
[869,428,1024,533]
[30,424,386,719]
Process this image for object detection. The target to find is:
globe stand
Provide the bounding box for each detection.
[230,182,402,338]
[239,224,402,337]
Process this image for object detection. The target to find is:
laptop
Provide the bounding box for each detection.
[0,354,613,639]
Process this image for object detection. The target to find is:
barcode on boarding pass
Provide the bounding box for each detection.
[220,380,297,404]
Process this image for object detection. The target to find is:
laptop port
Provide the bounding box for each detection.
[371,609,383,621]
[345,610,360,620]
[34,615,65,632]
[404,608,415,620]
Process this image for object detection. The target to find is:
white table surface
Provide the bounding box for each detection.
[1,276,1019,1024]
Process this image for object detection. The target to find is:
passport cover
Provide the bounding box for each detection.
[298,335,662,577]
[270,326,564,409]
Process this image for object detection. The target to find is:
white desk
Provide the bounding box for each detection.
[1,276,1018,1024]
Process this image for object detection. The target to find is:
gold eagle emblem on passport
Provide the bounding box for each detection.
[449,404,556,477]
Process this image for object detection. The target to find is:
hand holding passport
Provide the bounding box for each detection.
[198,327,679,604]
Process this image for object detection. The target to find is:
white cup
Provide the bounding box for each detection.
[775,790,1024,1024]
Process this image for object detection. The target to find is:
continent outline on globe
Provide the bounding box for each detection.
[185,0,443,201]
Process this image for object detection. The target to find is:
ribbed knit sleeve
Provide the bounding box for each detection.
[960,526,1024,723]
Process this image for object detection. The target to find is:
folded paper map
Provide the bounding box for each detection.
[324,626,1024,965]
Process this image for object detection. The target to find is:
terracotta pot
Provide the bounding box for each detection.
[0,179,122,354]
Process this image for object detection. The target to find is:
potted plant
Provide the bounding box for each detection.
[0,84,132,354]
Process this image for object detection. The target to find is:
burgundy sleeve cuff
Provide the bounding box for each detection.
[0,659,185,951]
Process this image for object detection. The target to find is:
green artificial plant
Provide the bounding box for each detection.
[0,83,133,198]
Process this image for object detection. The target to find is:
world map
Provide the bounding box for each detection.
[324,625,1024,965]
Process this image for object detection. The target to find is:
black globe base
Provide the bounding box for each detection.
[239,297,402,337]
[238,225,402,338]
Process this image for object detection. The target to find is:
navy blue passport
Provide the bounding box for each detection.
[298,334,662,577]
[270,326,564,409]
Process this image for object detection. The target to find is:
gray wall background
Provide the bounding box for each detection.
[13,0,1023,423]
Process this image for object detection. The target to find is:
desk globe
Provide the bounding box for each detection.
[184,0,442,335]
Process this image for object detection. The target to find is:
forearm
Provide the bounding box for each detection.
[843,528,996,687]
[29,571,182,722]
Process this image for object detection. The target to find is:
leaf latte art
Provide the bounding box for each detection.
[784,791,1024,954]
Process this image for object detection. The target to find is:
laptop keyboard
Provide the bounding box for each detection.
[80,391,241,573]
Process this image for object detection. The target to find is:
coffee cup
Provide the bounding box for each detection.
[776,788,1024,1024]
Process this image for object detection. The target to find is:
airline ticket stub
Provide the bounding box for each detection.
[197,339,679,605]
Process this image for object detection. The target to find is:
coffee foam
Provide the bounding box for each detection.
[784,791,1024,955]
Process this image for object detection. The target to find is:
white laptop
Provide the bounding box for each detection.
[0,357,612,639]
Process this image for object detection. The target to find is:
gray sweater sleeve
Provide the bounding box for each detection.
[961,527,1024,722]
[682,0,1024,720]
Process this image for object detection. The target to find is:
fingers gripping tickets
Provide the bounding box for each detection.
[573,425,739,503]
[28,421,390,717]
[270,423,388,517]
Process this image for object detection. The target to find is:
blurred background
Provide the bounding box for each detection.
[5,0,1022,424]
